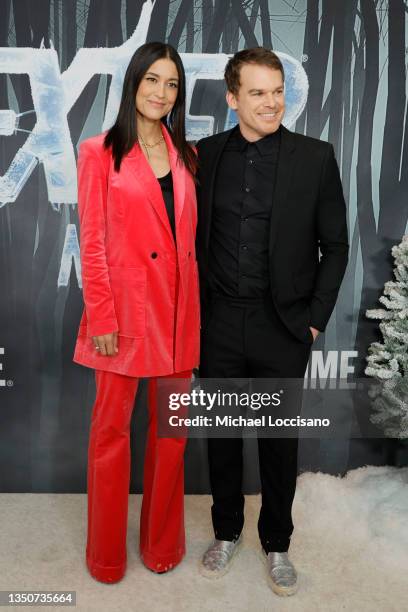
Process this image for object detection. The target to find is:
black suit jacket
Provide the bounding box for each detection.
[196,125,349,344]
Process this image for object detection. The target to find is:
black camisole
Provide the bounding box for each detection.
[157,170,175,241]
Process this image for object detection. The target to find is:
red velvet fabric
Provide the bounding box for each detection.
[73,123,200,377]
[86,369,192,583]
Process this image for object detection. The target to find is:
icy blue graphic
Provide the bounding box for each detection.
[0,46,75,206]
[0,0,308,288]
[279,52,309,128]
[58,224,81,288]
[0,0,155,208]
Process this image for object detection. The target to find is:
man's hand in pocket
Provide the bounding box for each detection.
[309,327,319,342]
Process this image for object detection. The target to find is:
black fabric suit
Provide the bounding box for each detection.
[196,125,349,552]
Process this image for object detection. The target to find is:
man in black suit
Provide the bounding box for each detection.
[196,48,348,596]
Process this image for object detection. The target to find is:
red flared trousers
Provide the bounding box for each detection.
[86,368,192,583]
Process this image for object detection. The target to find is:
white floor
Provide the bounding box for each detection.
[1,466,407,612]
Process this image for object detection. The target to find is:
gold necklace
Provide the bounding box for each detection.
[138,134,164,161]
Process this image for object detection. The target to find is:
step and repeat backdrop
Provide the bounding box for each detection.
[0,0,407,492]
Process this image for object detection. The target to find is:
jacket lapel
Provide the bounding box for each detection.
[269,125,296,254]
[122,122,185,244]
[201,128,234,253]
[200,126,295,256]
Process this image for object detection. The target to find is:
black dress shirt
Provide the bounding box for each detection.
[157,170,176,241]
[208,125,281,298]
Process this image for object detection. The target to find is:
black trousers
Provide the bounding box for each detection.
[199,294,312,553]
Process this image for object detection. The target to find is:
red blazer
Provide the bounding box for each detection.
[73,123,200,377]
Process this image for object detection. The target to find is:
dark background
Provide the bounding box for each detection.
[0,0,407,493]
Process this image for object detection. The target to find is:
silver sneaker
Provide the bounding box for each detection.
[264,551,298,596]
[200,536,242,578]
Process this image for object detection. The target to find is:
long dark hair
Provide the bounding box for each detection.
[104,42,197,176]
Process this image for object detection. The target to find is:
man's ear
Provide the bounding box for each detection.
[226,90,238,111]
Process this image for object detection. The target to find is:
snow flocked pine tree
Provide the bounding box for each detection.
[365,235,408,438]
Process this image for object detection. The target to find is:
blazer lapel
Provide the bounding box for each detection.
[123,122,185,244]
[201,128,234,253]
[269,125,296,254]
[200,126,295,256]
[123,140,173,241]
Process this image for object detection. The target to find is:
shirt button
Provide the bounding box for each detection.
[151,252,158,259]
[241,274,247,279]
[241,245,248,250]
[248,159,254,164]
[241,216,248,222]
[245,186,250,193]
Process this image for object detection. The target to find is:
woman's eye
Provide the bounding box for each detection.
[169,82,178,88]
[146,77,156,82]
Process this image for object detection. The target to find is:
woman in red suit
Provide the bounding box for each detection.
[73,42,199,583]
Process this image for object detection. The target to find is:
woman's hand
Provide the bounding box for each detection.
[92,332,119,356]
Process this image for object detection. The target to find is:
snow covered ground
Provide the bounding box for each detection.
[0,465,407,611]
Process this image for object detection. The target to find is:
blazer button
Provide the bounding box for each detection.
[151,252,158,259]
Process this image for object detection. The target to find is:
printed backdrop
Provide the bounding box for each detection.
[0,0,407,492]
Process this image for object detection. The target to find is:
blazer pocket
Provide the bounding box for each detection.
[293,271,316,296]
[108,266,146,338]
